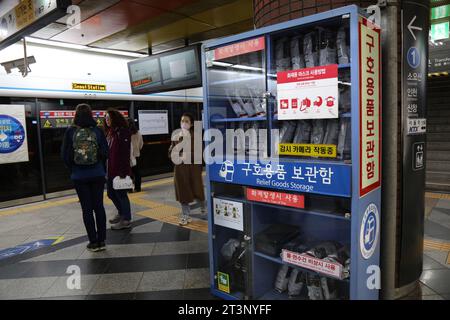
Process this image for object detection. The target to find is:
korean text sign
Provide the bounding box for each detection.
[359,18,381,197]
[277,65,339,120]
[209,160,351,197]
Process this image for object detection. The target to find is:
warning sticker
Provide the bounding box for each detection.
[217,272,230,293]
[279,143,337,158]
[43,120,52,128]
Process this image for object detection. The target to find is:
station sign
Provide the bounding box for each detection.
[0,0,71,50]
[400,0,429,287]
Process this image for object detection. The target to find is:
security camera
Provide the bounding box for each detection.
[1,56,36,76]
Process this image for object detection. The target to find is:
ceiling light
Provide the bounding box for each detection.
[23,37,147,58]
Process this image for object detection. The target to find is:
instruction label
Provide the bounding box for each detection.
[277,65,339,120]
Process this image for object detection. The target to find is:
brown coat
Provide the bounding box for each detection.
[169,129,205,205]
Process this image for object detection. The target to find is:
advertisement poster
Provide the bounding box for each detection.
[359,18,381,197]
[213,198,244,231]
[277,65,339,120]
[138,110,169,135]
[0,105,29,164]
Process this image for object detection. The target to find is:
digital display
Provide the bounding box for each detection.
[128,45,202,94]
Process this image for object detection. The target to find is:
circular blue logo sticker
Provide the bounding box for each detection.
[360,203,379,260]
[0,115,26,154]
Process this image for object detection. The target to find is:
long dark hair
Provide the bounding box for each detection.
[106,109,128,129]
[128,118,138,135]
[73,103,95,128]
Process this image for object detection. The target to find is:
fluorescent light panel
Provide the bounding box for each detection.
[24,37,147,58]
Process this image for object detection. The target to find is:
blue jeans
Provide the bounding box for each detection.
[107,178,131,221]
[73,177,107,243]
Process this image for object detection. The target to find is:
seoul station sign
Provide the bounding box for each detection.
[0,0,71,50]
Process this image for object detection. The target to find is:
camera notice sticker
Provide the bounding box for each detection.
[277,65,339,120]
[279,143,337,158]
[407,118,426,135]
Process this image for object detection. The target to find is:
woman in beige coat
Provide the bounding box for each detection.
[168,113,206,225]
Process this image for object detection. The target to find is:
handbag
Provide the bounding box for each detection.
[113,176,134,190]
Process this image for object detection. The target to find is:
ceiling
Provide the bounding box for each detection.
[21,0,254,54]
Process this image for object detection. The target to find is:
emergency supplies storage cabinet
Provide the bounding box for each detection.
[202,5,381,300]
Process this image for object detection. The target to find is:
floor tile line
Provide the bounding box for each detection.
[0,217,156,267]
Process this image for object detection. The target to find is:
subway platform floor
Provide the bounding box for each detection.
[0,178,448,300]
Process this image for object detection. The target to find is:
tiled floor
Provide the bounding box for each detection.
[0,179,215,300]
[0,181,448,300]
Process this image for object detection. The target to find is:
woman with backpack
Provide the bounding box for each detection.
[61,103,109,252]
[105,109,133,230]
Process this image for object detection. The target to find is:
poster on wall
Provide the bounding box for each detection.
[138,110,169,135]
[213,198,244,231]
[0,105,29,164]
[277,65,339,120]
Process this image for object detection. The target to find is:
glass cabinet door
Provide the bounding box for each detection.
[205,37,268,161]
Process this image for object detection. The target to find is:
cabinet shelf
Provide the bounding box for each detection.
[210,288,243,300]
[213,195,350,221]
[273,112,351,121]
[210,116,266,123]
[254,251,350,282]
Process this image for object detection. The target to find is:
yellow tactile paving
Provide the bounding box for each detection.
[0,197,79,217]
[425,192,450,200]
[160,215,208,233]
[130,197,166,210]
[424,239,450,251]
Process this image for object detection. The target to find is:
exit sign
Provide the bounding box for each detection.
[431,5,450,20]
[430,22,450,41]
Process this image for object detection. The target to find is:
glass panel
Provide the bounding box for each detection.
[206,37,267,160]
[267,17,352,161]
[39,99,130,194]
[0,98,43,203]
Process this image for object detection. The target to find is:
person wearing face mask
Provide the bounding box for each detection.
[168,113,206,226]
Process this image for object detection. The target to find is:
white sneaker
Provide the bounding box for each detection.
[179,217,188,226]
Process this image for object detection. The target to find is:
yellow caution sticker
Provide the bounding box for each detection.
[43,120,52,128]
[217,272,230,294]
[279,143,337,158]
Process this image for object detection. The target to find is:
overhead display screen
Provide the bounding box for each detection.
[128,45,202,94]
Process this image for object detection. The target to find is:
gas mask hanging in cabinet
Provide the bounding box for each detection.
[226,88,247,118]
[275,37,292,72]
[337,26,350,65]
[303,31,319,68]
[292,120,312,144]
[318,27,337,66]
[290,34,305,70]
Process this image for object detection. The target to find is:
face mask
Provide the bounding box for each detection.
[181,123,191,130]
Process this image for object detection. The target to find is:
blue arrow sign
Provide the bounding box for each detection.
[0,237,64,260]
